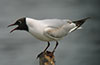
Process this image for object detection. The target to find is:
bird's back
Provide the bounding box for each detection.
[39,19,68,27]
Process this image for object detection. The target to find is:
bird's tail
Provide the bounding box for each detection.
[73,17,91,27]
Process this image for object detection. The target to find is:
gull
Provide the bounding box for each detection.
[8,17,90,53]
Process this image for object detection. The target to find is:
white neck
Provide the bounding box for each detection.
[26,18,37,27]
[26,17,37,22]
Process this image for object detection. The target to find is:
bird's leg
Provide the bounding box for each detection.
[43,42,50,52]
[52,41,59,53]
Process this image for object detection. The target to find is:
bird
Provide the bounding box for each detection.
[8,17,90,53]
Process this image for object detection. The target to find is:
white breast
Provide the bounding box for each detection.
[26,18,55,41]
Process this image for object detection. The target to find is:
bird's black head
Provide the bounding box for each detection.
[8,17,29,33]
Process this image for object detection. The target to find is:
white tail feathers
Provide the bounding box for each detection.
[68,26,82,33]
[78,27,82,29]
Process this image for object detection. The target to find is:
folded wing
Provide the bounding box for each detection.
[43,22,76,39]
[43,17,90,39]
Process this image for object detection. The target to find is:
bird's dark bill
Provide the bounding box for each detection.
[8,23,18,33]
[10,27,18,33]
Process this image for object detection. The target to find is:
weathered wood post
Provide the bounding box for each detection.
[37,51,55,65]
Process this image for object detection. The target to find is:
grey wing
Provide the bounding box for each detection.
[43,22,76,39]
[43,26,69,39]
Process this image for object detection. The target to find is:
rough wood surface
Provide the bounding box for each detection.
[37,51,55,65]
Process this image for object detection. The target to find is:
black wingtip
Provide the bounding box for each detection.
[73,17,91,27]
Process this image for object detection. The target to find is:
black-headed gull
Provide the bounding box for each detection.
[8,17,90,53]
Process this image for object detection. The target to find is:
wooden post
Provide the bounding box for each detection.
[37,51,55,65]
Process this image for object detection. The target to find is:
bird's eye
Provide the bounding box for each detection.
[19,21,22,24]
